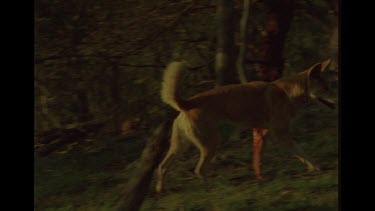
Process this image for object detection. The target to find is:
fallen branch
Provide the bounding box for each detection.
[193,80,215,87]
[127,1,197,56]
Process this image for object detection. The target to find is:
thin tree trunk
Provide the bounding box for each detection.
[215,0,238,86]
[258,0,294,81]
[236,0,251,83]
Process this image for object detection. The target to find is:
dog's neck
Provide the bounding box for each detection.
[272,71,310,105]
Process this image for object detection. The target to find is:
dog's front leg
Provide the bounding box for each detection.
[252,128,269,180]
[272,129,320,172]
[291,145,320,172]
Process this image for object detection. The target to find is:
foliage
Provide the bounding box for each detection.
[35,0,337,134]
[34,106,338,210]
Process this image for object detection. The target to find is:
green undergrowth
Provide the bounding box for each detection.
[34,106,338,211]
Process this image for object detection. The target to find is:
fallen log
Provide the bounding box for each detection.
[116,112,176,211]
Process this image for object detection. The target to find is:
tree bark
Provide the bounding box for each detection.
[215,0,238,86]
[257,0,294,81]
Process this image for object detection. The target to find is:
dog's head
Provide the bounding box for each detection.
[307,59,338,109]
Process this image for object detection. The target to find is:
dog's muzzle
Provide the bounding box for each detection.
[317,97,336,109]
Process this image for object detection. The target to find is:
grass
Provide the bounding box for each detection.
[34,105,338,211]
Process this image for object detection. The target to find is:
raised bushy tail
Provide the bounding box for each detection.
[161,61,188,111]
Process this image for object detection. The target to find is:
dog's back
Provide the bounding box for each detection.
[160,62,290,128]
[184,82,275,128]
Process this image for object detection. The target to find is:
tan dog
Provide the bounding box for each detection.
[156,59,338,193]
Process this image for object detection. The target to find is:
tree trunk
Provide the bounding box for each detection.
[236,0,251,83]
[258,0,294,81]
[215,0,238,86]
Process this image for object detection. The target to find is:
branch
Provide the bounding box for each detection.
[187,59,215,71]
[296,1,334,31]
[193,80,215,87]
[36,2,198,65]
[35,54,165,68]
[34,54,114,64]
[190,5,215,12]
[119,63,165,68]
[300,11,330,32]
[126,1,197,55]
[179,37,208,43]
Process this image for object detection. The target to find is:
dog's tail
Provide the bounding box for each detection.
[161,61,188,112]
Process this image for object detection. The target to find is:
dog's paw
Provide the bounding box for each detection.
[256,175,264,180]
[256,175,270,182]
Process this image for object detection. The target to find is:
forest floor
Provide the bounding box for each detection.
[34,105,338,211]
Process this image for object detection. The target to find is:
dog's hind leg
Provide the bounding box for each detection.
[252,128,269,180]
[191,130,219,179]
[156,120,187,193]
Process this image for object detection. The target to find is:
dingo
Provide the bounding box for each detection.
[156,59,338,193]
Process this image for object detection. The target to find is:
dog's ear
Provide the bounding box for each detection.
[308,63,323,79]
[321,59,331,72]
[308,59,332,79]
